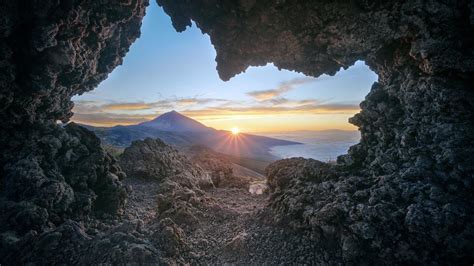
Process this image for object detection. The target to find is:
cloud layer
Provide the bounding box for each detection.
[246,77,315,101]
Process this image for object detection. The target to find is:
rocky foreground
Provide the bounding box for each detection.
[0,136,311,264]
[2,134,471,264]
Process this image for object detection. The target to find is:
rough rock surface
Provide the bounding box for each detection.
[266,158,474,264]
[0,0,147,125]
[119,138,213,227]
[186,145,252,188]
[0,122,128,222]
[0,0,148,264]
[119,138,213,188]
[0,123,129,263]
[156,0,474,264]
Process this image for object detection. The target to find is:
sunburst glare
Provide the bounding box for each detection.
[231,127,240,135]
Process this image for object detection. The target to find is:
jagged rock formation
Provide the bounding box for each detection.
[266,157,474,263]
[157,0,474,264]
[0,0,148,264]
[186,145,252,188]
[0,0,147,214]
[119,138,213,188]
[0,123,129,263]
[0,0,147,126]
[0,0,473,264]
[187,146,234,185]
[0,122,128,223]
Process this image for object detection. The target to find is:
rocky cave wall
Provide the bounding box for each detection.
[0,0,149,234]
[0,0,473,264]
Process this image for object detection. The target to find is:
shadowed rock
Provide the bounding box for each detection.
[0,1,147,264]
[119,138,212,229]
[1,123,127,232]
[119,138,214,188]
[186,145,252,188]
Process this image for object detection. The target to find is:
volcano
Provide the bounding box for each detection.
[139,110,213,132]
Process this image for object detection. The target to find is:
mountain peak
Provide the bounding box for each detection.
[159,110,183,118]
[139,110,212,132]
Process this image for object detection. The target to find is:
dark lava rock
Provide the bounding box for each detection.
[119,138,212,228]
[1,123,127,230]
[119,138,214,188]
[0,0,147,126]
[187,145,250,188]
[266,158,337,192]
[266,158,474,264]
[3,219,169,265]
[0,123,129,263]
[0,0,147,264]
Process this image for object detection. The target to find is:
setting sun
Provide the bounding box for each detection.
[231,127,240,135]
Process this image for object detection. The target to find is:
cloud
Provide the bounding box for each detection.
[265,97,319,107]
[74,97,228,112]
[246,77,315,101]
[102,102,164,111]
[175,97,228,106]
[72,112,156,126]
[181,102,360,118]
[71,97,232,126]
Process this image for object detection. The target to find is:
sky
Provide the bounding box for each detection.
[72,3,378,133]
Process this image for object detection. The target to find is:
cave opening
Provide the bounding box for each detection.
[71,3,378,163]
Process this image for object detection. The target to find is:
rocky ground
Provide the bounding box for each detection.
[110,138,319,264]
[120,167,318,264]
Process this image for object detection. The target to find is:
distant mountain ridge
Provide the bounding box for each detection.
[81,111,300,161]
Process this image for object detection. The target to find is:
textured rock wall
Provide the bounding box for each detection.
[0,0,147,126]
[0,0,148,257]
[266,158,473,264]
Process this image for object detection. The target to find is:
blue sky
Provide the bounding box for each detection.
[72,3,378,132]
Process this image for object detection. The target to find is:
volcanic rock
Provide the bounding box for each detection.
[186,145,251,188]
[119,138,214,188]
